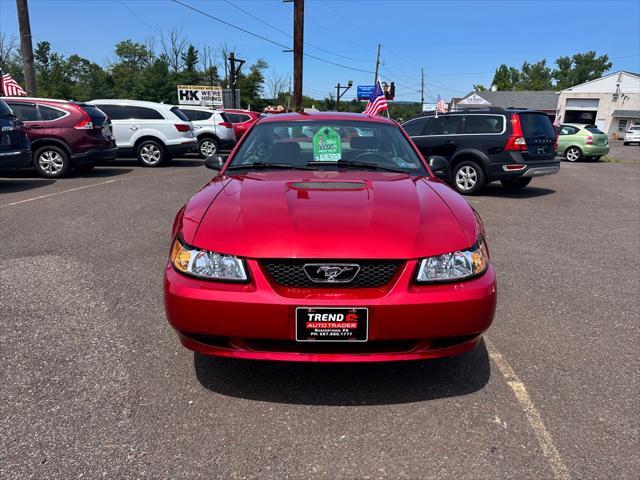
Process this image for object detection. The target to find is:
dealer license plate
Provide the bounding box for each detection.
[295,307,368,342]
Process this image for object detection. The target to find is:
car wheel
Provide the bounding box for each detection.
[500,178,531,190]
[137,140,165,167]
[33,145,71,178]
[453,161,485,195]
[564,146,582,162]
[198,137,219,158]
[623,142,629,146]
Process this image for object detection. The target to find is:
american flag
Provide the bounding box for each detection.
[1,73,27,96]
[363,81,388,116]
[436,95,446,114]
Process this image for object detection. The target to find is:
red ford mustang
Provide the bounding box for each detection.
[164,112,497,362]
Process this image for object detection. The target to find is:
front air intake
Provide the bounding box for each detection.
[289,181,366,190]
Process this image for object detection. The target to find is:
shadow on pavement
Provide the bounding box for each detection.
[74,167,133,178]
[194,340,490,406]
[113,158,205,168]
[0,178,55,194]
[482,185,555,199]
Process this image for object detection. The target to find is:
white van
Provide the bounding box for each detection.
[87,99,196,166]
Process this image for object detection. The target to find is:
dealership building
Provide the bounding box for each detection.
[454,90,559,119]
[556,71,640,136]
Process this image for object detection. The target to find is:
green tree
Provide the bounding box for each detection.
[473,84,487,92]
[180,44,200,85]
[517,60,553,90]
[236,59,268,108]
[491,64,521,90]
[553,51,612,90]
[110,40,155,99]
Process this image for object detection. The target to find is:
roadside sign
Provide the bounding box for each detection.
[458,93,491,106]
[357,85,375,101]
[177,85,223,108]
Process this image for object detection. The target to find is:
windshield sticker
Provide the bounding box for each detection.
[313,127,341,161]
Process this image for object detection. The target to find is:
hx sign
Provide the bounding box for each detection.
[177,85,224,108]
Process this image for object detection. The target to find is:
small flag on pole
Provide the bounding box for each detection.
[363,81,388,116]
[436,95,446,114]
[1,73,28,97]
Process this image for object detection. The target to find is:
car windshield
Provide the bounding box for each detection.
[227,120,427,175]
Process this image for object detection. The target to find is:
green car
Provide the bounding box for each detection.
[557,123,609,162]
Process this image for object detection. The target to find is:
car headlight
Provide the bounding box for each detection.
[416,239,488,283]
[170,238,248,281]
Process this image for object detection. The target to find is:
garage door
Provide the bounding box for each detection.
[566,98,599,110]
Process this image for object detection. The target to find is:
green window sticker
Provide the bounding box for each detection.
[313,127,341,161]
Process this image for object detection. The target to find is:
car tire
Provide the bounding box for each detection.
[198,137,219,158]
[564,146,582,162]
[452,160,485,195]
[137,139,165,167]
[500,178,531,190]
[33,145,71,178]
[623,142,629,146]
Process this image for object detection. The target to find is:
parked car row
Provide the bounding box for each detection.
[0,97,259,178]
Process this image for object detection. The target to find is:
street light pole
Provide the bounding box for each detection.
[335,80,353,112]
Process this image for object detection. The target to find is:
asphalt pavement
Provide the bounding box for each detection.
[1,158,638,479]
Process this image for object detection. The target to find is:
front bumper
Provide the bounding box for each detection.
[0,147,31,169]
[164,259,497,362]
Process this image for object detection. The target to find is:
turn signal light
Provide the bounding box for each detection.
[73,117,93,130]
[218,121,233,128]
[174,123,191,132]
[586,135,593,145]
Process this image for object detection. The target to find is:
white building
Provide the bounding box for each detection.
[556,71,640,136]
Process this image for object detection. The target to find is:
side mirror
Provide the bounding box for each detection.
[428,156,448,173]
[205,154,224,171]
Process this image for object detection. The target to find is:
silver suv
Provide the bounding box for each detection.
[177,107,236,157]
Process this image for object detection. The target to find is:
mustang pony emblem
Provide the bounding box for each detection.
[303,264,361,283]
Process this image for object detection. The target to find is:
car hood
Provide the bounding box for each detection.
[188,171,478,259]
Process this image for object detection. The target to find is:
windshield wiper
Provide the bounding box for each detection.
[225,162,315,171]
[307,160,407,174]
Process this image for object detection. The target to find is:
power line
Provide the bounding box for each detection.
[222,0,371,63]
[119,0,161,34]
[171,0,376,75]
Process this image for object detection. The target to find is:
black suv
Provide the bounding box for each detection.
[0,99,31,171]
[403,108,559,194]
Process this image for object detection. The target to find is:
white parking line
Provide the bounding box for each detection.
[485,337,570,480]
[0,167,200,209]
[0,179,120,208]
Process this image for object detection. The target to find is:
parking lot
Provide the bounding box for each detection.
[1,158,638,479]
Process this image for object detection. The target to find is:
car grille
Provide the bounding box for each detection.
[260,260,402,288]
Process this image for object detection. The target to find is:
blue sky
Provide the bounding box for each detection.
[1,0,639,102]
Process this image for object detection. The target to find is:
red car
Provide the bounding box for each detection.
[164,112,497,362]
[223,109,260,140]
[1,97,117,178]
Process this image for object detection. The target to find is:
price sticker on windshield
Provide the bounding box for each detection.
[313,127,341,161]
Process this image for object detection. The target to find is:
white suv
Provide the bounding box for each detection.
[87,99,196,166]
[177,106,236,157]
[623,125,640,145]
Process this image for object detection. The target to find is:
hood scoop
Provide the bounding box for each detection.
[289,181,366,191]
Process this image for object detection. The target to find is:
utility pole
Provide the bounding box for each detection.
[335,80,353,112]
[16,0,37,96]
[421,67,424,108]
[227,52,245,109]
[292,0,304,111]
[374,43,381,84]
